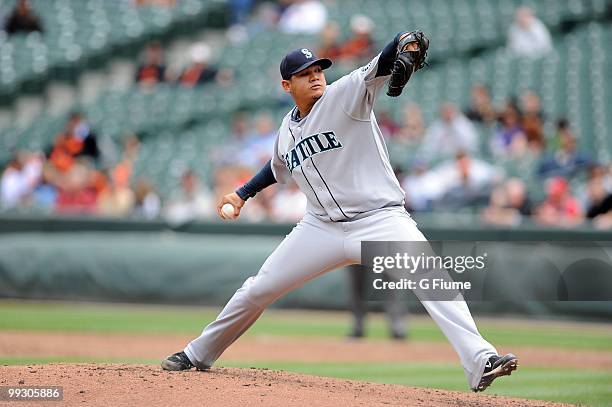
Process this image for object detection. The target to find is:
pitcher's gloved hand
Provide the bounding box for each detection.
[387,30,429,97]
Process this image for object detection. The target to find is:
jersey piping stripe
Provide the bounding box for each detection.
[309,156,349,220]
[288,127,333,221]
[289,127,349,221]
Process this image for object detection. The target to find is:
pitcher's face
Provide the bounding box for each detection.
[282,65,327,103]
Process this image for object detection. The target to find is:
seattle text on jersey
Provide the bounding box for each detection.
[283,131,343,173]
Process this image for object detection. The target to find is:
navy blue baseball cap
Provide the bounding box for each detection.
[280,48,332,80]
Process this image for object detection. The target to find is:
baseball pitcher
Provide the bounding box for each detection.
[162,31,518,392]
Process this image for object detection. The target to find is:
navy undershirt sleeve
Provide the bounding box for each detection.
[235,159,277,201]
[375,31,407,77]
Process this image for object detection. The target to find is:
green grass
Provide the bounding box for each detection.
[218,361,612,407]
[1,302,611,350]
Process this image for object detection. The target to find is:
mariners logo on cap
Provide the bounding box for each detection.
[301,48,313,59]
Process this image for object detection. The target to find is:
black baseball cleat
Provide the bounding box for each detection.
[161,351,194,371]
[473,353,518,392]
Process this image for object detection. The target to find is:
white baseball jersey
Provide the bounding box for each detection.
[271,54,406,222]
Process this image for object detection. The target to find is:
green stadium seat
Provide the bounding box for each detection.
[0,0,222,100]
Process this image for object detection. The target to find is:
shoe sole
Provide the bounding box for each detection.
[474,355,519,392]
[161,359,193,371]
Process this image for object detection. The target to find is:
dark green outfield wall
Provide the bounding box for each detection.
[1,215,611,319]
[2,214,612,240]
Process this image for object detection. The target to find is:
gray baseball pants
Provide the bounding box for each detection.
[184,207,497,389]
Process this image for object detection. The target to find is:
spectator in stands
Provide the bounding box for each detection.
[481,178,532,226]
[489,100,527,158]
[237,113,277,169]
[580,165,612,229]
[30,167,58,213]
[112,135,139,190]
[585,167,610,207]
[376,110,401,140]
[396,103,425,145]
[317,22,342,60]
[419,103,479,161]
[270,182,307,222]
[520,90,546,156]
[534,176,583,227]
[213,163,270,220]
[54,162,99,215]
[336,15,376,64]
[319,15,375,68]
[135,42,167,86]
[164,169,215,224]
[15,151,44,205]
[505,177,532,215]
[5,0,43,35]
[97,170,136,218]
[278,0,327,34]
[96,134,139,217]
[507,6,552,58]
[435,151,502,210]
[231,112,250,142]
[227,0,254,26]
[229,1,279,43]
[538,119,594,179]
[177,43,234,88]
[132,178,161,219]
[49,113,100,173]
[1,151,47,211]
[1,153,26,209]
[401,162,434,211]
[178,43,219,87]
[481,185,511,225]
[592,208,612,229]
[464,84,497,125]
[69,112,100,160]
[49,130,84,174]
[212,112,279,222]
[214,112,252,168]
[520,90,544,121]
[402,152,501,211]
[240,186,276,221]
[587,192,612,229]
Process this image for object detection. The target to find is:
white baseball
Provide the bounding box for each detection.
[221,203,236,219]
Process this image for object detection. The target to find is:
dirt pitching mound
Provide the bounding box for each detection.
[0,364,567,407]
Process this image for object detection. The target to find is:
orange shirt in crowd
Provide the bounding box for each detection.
[112,160,132,188]
[338,36,374,61]
[50,133,84,172]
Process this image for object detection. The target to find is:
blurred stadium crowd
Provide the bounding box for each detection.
[1,0,611,228]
